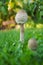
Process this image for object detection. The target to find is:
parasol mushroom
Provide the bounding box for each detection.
[28,38,37,51]
[15,10,28,42]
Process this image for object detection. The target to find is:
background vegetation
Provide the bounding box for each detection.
[0,0,43,27]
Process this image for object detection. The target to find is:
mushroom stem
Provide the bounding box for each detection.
[20,24,24,42]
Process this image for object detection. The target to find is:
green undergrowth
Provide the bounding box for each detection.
[0,28,43,65]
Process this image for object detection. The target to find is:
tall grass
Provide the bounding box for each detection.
[0,28,43,65]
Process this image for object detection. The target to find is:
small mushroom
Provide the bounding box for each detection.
[28,38,37,50]
[15,10,28,42]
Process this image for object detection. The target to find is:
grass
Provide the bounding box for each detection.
[0,28,43,65]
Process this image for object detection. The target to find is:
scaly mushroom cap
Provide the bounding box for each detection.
[15,10,28,24]
[28,38,37,50]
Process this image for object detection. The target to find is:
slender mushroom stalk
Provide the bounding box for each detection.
[20,24,24,42]
[15,10,28,42]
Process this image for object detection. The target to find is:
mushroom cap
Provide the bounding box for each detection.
[15,10,28,24]
[28,38,37,50]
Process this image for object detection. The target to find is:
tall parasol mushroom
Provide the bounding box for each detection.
[15,10,28,42]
